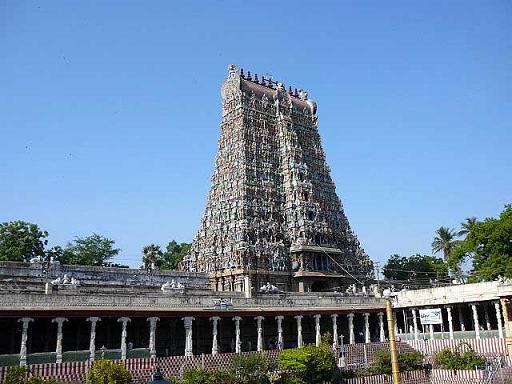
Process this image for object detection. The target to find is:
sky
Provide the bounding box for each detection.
[0,1,510,268]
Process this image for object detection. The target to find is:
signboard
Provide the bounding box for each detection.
[419,308,442,325]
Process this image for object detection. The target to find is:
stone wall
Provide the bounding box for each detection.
[0,261,209,289]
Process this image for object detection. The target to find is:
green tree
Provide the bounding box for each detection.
[142,244,163,269]
[181,368,237,384]
[371,350,423,374]
[458,217,478,238]
[85,360,132,384]
[59,234,120,266]
[277,336,336,384]
[451,205,512,281]
[0,221,48,262]
[161,240,191,270]
[232,353,272,384]
[432,226,458,262]
[3,367,58,384]
[383,254,448,282]
[435,345,486,370]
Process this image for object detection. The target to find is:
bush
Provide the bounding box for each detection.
[26,378,58,384]
[371,350,423,374]
[180,368,237,384]
[277,340,336,384]
[4,367,28,384]
[435,346,486,370]
[233,353,272,384]
[399,350,423,371]
[86,359,132,384]
[4,367,58,384]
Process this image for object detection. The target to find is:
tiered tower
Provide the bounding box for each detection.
[181,65,373,292]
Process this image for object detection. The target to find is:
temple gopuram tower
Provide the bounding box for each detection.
[181,64,373,293]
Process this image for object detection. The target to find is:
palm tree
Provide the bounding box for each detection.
[431,227,457,262]
[458,217,478,238]
[142,244,163,271]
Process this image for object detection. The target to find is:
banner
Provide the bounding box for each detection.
[419,308,442,325]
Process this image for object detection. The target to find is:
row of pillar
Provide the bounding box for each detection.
[211,313,385,355]
[16,312,385,365]
[406,301,504,340]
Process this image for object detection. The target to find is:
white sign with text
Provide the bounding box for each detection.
[419,308,442,325]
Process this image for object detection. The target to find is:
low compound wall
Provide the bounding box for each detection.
[405,337,508,357]
[0,351,280,384]
[344,369,490,384]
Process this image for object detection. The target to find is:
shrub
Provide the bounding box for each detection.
[4,367,58,384]
[277,341,336,384]
[371,350,423,374]
[86,359,132,384]
[4,367,28,384]
[435,346,486,370]
[399,350,423,371]
[233,353,272,384]
[26,378,58,384]
[180,368,237,384]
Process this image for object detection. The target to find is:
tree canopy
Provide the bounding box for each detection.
[161,240,191,270]
[59,233,120,266]
[142,244,163,269]
[383,254,449,285]
[450,205,512,281]
[431,226,458,262]
[0,221,48,262]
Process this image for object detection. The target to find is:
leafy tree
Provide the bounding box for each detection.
[0,221,48,262]
[141,244,163,270]
[458,217,478,238]
[371,350,423,374]
[451,205,512,281]
[232,353,272,384]
[85,359,132,384]
[4,367,57,384]
[383,254,448,282]
[277,335,336,384]
[435,345,485,370]
[432,226,458,262]
[161,240,191,270]
[59,234,120,266]
[4,366,27,384]
[181,368,237,384]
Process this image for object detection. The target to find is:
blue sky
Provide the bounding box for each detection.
[1,1,510,268]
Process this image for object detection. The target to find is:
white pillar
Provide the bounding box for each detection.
[310,314,320,346]
[458,305,466,331]
[147,317,159,358]
[233,316,242,353]
[255,316,264,352]
[484,304,491,331]
[331,314,338,347]
[495,301,504,339]
[393,311,398,335]
[378,312,385,342]
[364,313,370,343]
[294,315,303,348]
[275,316,284,350]
[411,309,419,340]
[446,307,454,340]
[117,317,131,360]
[347,313,355,345]
[182,317,195,356]
[210,317,220,355]
[52,317,68,363]
[86,317,101,361]
[429,324,434,340]
[471,304,481,339]
[18,318,34,366]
